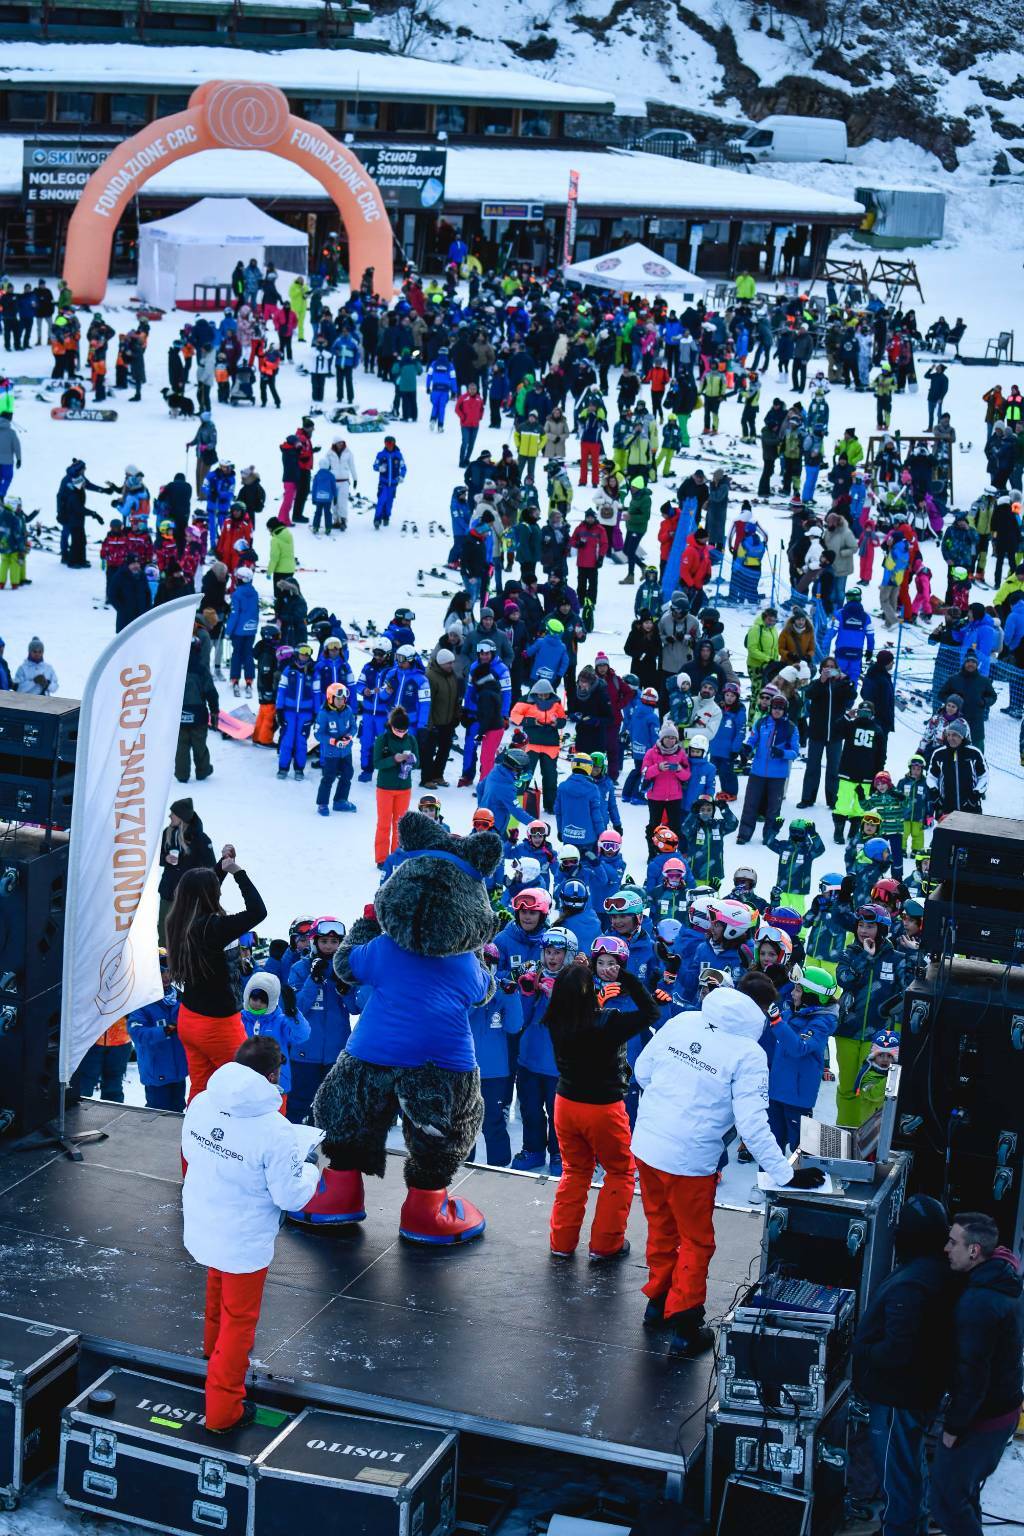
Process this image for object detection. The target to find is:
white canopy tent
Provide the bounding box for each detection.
[137,196,308,311]
[563,241,705,301]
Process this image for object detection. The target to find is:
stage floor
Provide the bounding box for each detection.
[0,1102,764,1474]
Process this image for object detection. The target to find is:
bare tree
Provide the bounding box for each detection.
[387,0,443,55]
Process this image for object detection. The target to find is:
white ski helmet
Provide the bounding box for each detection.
[687,733,709,754]
[688,892,717,933]
[710,899,757,942]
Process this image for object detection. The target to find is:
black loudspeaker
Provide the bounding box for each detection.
[0,986,62,1137]
[0,696,78,834]
[929,811,1024,889]
[0,830,69,999]
[895,960,1024,1255]
[921,881,1024,965]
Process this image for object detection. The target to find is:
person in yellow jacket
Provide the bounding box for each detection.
[745,606,780,693]
[514,411,546,484]
[700,363,728,435]
[872,363,896,429]
[287,277,308,342]
[266,517,296,591]
[735,271,757,303]
[836,427,864,469]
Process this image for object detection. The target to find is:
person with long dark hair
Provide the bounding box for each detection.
[165,846,267,1102]
[547,935,659,1261]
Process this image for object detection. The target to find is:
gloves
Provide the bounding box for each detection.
[280,982,298,1019]
[518,971,538,996]
[790,1166,827,1190]
[310,956,328,984]
[596,982,621,1008]
[498,977,519,995]
[654,987,673,1004]
[537,975,554,997]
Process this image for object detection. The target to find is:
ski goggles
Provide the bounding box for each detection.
[510,889,550,914]
[603,892,642,914]
[591,935,629,961]
[314,918,346,939]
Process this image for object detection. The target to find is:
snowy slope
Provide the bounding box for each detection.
[357,0,1024,178]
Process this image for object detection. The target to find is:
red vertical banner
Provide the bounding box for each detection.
[564,168,580,266]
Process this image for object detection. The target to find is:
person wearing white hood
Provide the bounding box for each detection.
[182,1036,325,1432]
[631,971,824,1358]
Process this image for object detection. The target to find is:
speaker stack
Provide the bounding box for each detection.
[898,811,1024,1255]
[0,695,78,1139]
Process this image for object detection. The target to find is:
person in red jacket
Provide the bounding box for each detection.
[569,507,609,614]
[680,528,713,613]
[645,360,671,419]
[594,652,633,780]
[657,501,679,575]
[293,418,316,525]
[100,516,129,606]
[215,503,255,580]
[455,383,484,468]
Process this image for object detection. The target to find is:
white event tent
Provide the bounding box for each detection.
[137,196,308,311]
[563,241,706,300]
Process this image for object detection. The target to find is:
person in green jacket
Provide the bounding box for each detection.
[621,476,652,585]
[266,517,296,592]
[658,416,683,477]
[735,271,757,303]
[745,607,780,693]
[373,705,420,868]
[836,427,864,469]
[391,350,423,421]
[700,364,728,435]
[288,277,308,342]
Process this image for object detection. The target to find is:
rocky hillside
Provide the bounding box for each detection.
[359,0,1024,176]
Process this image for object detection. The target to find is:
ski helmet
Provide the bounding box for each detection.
[557,878,589,912]
[662,857,687,887]
[799,966,839,1002]
[598,830,623,855]
[541,927,579,962]
[710,900,756,942]
[603,887,646,917]
[471,807,495,831]
[864,837,891,863]
[688,891,717,933]
[591,934,629,963]
[511,887,551,915]
[652,826,679,853]
[325,682,348,709]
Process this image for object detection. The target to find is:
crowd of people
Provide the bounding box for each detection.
[3,255,1022,1514]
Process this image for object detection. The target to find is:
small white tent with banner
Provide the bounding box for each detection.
[563,241,705,301]
[136,196,308,312]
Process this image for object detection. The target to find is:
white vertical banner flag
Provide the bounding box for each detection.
[60,595,199,1082]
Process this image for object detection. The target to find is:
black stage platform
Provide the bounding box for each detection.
[0,1103,764,1477]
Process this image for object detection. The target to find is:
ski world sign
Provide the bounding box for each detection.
[23,140,121,206]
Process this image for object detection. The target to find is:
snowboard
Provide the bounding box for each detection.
[50,406,118,422]
[217,707,256,741]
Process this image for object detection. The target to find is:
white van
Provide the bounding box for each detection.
[728,115,848,164]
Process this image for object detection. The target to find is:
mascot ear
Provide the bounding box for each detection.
[458,828,503,879]
[396,810,447,851]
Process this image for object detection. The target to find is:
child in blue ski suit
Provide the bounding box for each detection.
[622,692,661,803]
[126,957,187,1112]
[314,687,356,813]
[201,462,236,550]
[680,798,738,888]
[767,976,836,1151]
[767,818,826,913]
[469,959,523,1166]
[554,760,607,855]
[311,463,337,537]
[292,935,357,1124]
[225,570,259,692]
[355,644,394,780]
[275,650,316,777]
[426,351,458,431]
[241,971,311,1110]
[372,438,406,528]
[681,740,718,810]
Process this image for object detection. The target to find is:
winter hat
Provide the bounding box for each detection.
[243,970,281,1014]
[894,1194,949,1261]
[445,619,464,637]
[876,649,894,666]
[435,648,456,666]
[28,636,44,651]
[170,797,194,821]
[944,717,969,737]
[594,651,610,664]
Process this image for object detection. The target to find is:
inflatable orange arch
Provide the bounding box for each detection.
[63,80,395,304]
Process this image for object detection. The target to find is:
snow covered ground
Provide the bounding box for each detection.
[2,236,1023,1530]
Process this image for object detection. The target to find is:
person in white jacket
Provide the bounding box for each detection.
[631,972,823,1358]
[324,438,357,531]
[181,1037,323,1432]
